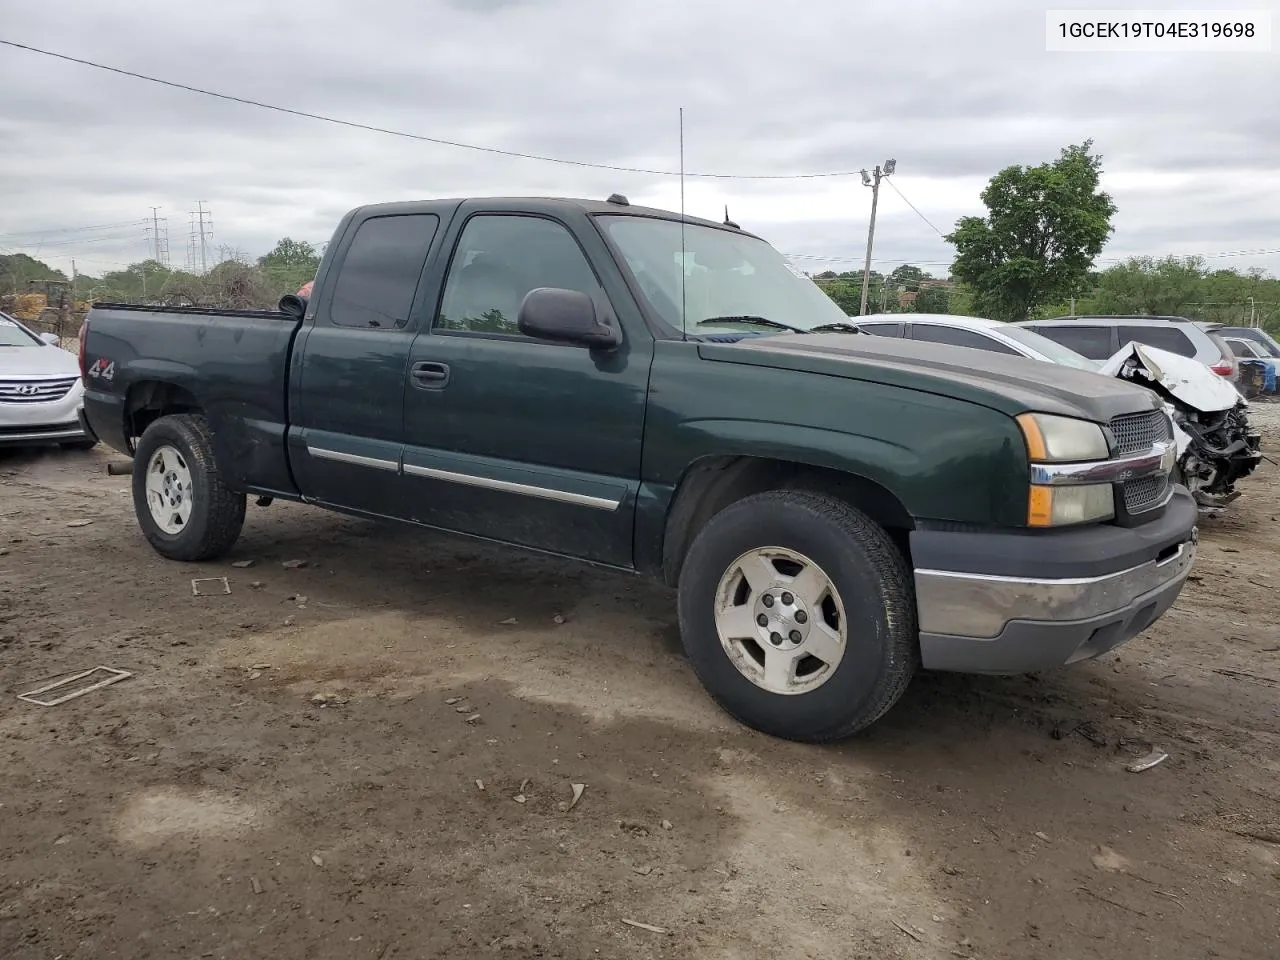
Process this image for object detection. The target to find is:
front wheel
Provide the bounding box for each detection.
[131,414,246,561]
[677,490,918,742]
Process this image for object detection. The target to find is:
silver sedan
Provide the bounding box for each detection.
[0,311,95,449]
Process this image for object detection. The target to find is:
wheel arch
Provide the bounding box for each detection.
[123,381,204,452]
[660,455,915,588]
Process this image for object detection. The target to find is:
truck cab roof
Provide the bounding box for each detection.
[346,197,760,237]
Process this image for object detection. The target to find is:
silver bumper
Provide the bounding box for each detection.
[915,538,1196,640]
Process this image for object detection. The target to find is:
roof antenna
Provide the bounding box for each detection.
[679,106,687,342]
[723,205,739,229]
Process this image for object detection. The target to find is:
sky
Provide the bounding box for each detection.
[1,0,1277,283]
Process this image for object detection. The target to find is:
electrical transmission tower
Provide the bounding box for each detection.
[145,207,171,267]
[187,202,212,274]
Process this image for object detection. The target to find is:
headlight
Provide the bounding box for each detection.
[1018,413,1114,526]
[1027,484,1115,526]
[1016,413,1110,462]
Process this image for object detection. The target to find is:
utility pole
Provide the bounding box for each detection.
[144,208,170,267]
[858,158,896,315]
[1248,296,1257,327]
[194,201,210,274]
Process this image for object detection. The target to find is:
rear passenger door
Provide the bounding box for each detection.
[1026,325,1116,361]
[289,212,443,516]
[398,206,653,567]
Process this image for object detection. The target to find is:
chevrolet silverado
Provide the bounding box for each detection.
[79,195,1198,741]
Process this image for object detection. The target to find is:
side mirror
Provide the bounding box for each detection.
[278,294,308,320]
[517,288,621,349]
[40,332,60,346]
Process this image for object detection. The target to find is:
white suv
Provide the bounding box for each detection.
[1016,315,1238,382]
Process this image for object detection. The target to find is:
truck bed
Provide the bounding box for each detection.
[81,302,303,496]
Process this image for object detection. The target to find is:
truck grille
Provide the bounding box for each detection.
[1110,410,1172,455]
[1122,473,1170,514]
[0,378,77,404]
[1109,411,1174,516]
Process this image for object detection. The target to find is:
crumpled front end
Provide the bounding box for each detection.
[1099,341,1262,507]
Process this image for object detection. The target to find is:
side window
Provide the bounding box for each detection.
[437,215,603,336]
[1032,325,1113,360]
[1116,325,1197,358]
[911,324,1020,355]
[859,322,903,337]
[329,214,440,329]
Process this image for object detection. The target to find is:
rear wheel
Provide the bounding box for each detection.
[131,414,245,561]
[677,490,918,742]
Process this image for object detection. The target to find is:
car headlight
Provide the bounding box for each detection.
[1017,413,1114,527]
[1026,483,1115,526]
[1016,413,1110,462]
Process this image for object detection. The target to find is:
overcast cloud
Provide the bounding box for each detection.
[1,0,1277,283]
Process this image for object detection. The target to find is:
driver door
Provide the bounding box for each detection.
[398,208,653,567]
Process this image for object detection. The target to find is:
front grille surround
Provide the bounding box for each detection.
[0,378,78,404]
[1109,410,1175,517]
[1122,473,1170,514]
[1109,409,1172,456]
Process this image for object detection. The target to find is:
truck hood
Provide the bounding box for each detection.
[0,344,80,378]
[699,333,1162,423]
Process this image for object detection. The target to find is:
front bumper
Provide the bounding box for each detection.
[911,488,1198,674]
[0,420,88,447]
[0,380,88,448]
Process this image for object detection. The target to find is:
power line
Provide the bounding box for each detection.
[9,233,146,249]
[0,219,149,240]
[0,39,866,181]
[790,246,1280,267]
[883,178,945,236]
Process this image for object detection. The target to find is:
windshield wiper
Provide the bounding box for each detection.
[694,315,807,334]
[808,321,865,334]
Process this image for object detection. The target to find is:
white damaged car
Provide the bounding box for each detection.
[1100,341,1260,508]
[0,311,96,450]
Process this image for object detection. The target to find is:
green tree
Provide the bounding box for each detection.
[945,141,1117,321]
[815,279,862,315]
[1091,256,1206,315]
[0,253,68,298]
[914,286,951,314]
[889,264,930,287]
[257,238,320,297]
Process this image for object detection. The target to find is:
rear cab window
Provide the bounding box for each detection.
[326,214,441,329]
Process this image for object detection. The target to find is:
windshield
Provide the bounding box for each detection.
[1001,325,1099,370]
[597,215,850,335]
[0,313,42,347]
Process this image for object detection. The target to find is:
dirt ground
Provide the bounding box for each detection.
[2,413,1278,960]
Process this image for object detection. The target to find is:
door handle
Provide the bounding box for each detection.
[411,361,450,389]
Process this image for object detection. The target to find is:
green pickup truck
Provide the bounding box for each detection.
[79,195,1197,741]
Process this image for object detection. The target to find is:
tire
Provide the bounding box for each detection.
[131,414,245,561]
[677,490,918,742]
